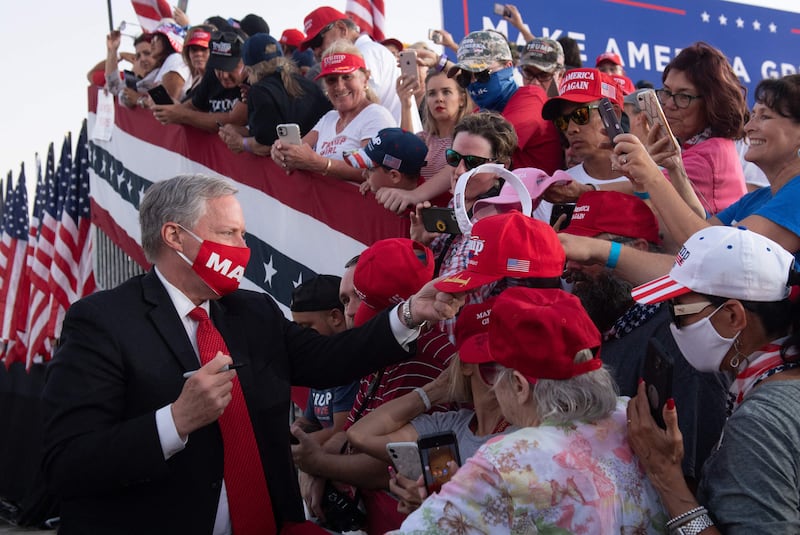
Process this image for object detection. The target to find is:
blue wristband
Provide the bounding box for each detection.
[633,191,650,200]
[606,241,622,269]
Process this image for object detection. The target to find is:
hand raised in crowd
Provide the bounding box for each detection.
[172,5,190,27]
[409,202,440,245]
[626,380,685,491]
[610,133,664,187]
[499,5,535,42]
[396,74,420,107]
[431,28,458,52]
[644,123,683,173]
[171,353,236,439]
[106,30,121,53]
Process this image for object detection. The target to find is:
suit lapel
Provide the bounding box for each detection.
[210,299,248,365]
[142,270,199,372]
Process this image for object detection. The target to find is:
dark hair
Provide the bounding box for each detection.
[753,74,800,123]
[344,255,360,269]
[662,42,747,139]
[134,33,153,47]
[453,111,518,165]
[151,32,178,65]
[558,37,582,70]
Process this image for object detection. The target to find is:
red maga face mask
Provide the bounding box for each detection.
[177,225,251,296]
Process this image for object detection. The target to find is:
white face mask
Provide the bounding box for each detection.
[669,304,739,373]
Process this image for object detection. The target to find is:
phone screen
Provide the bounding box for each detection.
[550,203,576,229]
[418,432,461,494]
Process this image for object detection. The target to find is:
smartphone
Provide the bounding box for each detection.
[636,89,681,151]
[386,442,423,480]
[421,207,461,235]
[417,432,461,494]
[276,123,302,145]
[177,0,188,12]
[147,85,173,105]
[642,337,674,429]
[598,97,625,145]
[428,29,442,44]
[123,70,138,90]
[493,3,510,16]
[399,50,418,79]
[550,203,576,229]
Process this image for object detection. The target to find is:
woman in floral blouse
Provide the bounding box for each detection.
[395,287,666,534]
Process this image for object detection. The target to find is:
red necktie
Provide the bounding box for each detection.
[189,306,276,535]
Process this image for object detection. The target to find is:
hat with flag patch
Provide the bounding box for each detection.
[344,128,428,176]
[542,68,624,120]
[353,238,434,327]
[631,226,794,305]
[434,211,565,293]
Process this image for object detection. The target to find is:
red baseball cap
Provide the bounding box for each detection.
[454,298,496,364]
[280,29,306,49]
[353,238,434,327]
[434,212,566,293]
[596,51,623,67]
[542,68,624,120]
[186,30,211,48]
[315,52,367,80]
[560,190,661,245]
[487,288,602,384]
[300,6,347,51]
[610,74,636,95]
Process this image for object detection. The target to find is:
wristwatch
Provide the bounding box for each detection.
[674,514,714,535]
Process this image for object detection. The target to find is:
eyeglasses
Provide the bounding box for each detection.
[553,105,600,132]
[478,362,503,386]
[306,22,335,50]
[455,69,491,89]
[656,88,703,109]
[667,300,712,329]
[520,67,554,84]
[445,148,497,170]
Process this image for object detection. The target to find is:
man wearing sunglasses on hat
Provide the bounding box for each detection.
[535,68,633,221]
[447,30,562,174]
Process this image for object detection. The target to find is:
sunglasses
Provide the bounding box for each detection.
[445,148,497,170]
[306,22,335,50]
[667,300,712,329]
[553,104,600,132]
[455,69,491,89]
[520,67,554,84]
[478,362,503,386]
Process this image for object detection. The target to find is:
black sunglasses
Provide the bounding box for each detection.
[306,22,335,50]
[553,104,600,132]
[445,148,497,170]
[478,362,503,386]
[667,300,713,329]
[455,69,491,89]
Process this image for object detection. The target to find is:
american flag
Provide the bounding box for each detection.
[131,0,172,32]
[506,258,531,273]
[22,144,56,368]
[48,123,96,341]
[0,167,29,365]
[45,134,73,343]
[346,0,386,42]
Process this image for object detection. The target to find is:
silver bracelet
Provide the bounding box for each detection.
[414,387,432,411]
[666,506,707,529]
[671,513,715,535]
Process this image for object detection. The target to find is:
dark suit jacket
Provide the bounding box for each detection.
[42,270,411,534]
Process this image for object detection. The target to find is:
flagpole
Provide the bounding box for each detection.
[107,0,114,32]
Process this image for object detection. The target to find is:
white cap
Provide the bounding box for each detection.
[632,226,793,304]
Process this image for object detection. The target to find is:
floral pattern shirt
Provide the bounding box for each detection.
[394,399,666,534]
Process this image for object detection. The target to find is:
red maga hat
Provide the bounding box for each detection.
[454,298,496,364]
[300,6,347,51]
[315,52,367,79]
[560,190,661,245]
[542,68,624,120]
[487,288,602,384]
[353,238,434,327]
[280,29,306,49]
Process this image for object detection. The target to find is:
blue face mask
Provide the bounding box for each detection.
[468,67,518,111]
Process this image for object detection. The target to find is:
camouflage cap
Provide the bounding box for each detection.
[448,30,511,75]
[520,38,564,73]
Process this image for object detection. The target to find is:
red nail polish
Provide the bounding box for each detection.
[387,465,396,477]
[666,398,675,410]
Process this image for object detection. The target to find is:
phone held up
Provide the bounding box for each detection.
[417,431,461,494]
[493,3,511,17]
[399,50,418,80]
[421,207,461,235]
[642,337,674,429]
[636,89,682,152]
[386,442,423,481]
[276,123,302,146]
[428,29,442,44]
[598,97,625,146]
[147,85,173,105]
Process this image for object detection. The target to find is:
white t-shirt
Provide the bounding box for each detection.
[534,162,630,223]
[736,138,769,189]
[311,104,396,159]
[151,52,191,101]
[355,34,422,132]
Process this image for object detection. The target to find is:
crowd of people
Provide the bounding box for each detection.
[64,2,800,534]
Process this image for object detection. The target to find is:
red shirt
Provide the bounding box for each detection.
[503,85,564,174]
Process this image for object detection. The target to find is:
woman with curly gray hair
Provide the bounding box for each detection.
[395,287,666,534]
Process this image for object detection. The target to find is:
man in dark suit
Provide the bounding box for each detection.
[41,174,462,534]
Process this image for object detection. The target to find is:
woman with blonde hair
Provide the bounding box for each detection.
[270,40,396,182]
[219,33,330,154]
